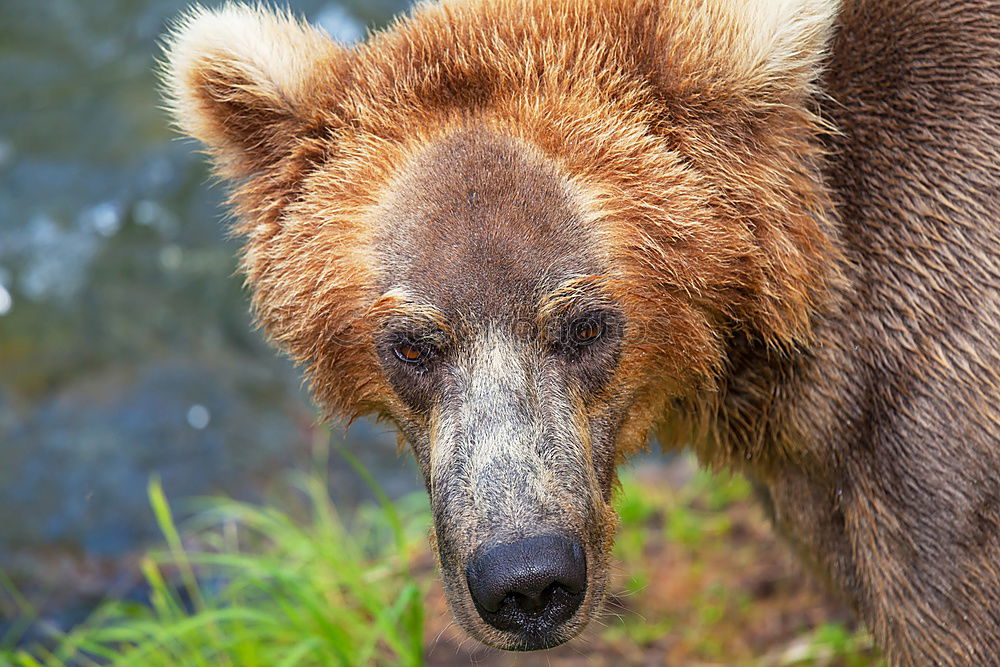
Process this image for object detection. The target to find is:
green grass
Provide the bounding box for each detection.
[2,451,430,667]
[778,623,880,667]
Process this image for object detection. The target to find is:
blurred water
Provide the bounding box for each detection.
[0,0,417,604]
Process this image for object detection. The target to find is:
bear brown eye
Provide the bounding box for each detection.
[570,317,603,346]
[393,340,430,364]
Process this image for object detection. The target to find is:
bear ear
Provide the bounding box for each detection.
[161,3,347,177]
[683,0,840,101]
[735,0,840,95]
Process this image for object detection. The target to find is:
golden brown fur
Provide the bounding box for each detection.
[162,0,1000,662]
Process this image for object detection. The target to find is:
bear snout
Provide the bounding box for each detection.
[465,535,587,649]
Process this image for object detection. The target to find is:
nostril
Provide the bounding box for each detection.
[465,535,587,637]
[510,581,561,614]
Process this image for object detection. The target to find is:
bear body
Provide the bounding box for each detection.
[743,2,1000,662]
[163,0,1000,663]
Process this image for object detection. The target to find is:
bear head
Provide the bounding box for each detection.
[163,0,840,651]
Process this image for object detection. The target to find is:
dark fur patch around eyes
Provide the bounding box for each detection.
[376,303,625,411]
[376,325,451,411]
[548,308,624,395]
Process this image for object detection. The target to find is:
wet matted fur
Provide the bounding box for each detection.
[161,0,1000,663]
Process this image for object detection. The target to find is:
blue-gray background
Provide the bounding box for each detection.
[0,0,420,619]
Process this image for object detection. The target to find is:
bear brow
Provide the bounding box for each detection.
[367,288,453,336]
[536,275,615,327]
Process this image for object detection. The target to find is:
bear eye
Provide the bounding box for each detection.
[570,316,604,347]
[393,340,432,364]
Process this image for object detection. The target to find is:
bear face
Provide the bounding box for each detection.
[162,0,840,651]
[370,128,624,647]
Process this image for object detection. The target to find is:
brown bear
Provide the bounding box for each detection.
[161,0,1000,663]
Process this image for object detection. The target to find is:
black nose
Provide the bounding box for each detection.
[465,535,587,640]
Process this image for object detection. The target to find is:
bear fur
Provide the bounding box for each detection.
[162,0,1000,663]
